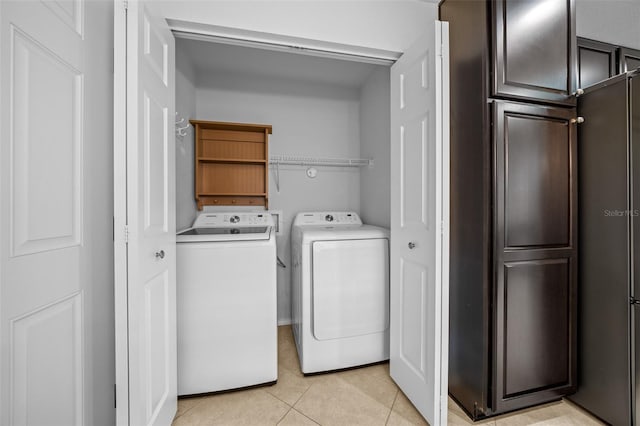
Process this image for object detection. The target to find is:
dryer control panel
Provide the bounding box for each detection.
[292,212,362,226]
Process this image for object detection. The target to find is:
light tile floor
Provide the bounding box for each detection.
[173,326,605,426]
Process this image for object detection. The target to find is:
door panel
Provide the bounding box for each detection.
[10,27,82,256]
[399,259,428,375]
[572,75,630,426]
[502,260,570,397]
[144,91,170,233]
[130,3,176,424]
[577,38,617,89]
[11,293,83,425]
[493,101,577,413]
[145,271,170,415]
[1,1,87,424]
[503,114,570,248]
[114,0,177,424]
[390,21,449,425]
[493,0,576,105]
[401,115,429,227]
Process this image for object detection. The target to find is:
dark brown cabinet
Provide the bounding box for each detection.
[619,47,640,73]
[440,0,577,420]
[577,38,617,88]
[576,38,640,89]
[493,0,577,106]
[568,71,640,426]
[493,101,577,414]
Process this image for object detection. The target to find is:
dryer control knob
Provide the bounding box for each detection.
[325,214,334,222]
[230,215,240,223]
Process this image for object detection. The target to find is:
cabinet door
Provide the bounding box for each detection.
[619,47,640,73]
[492,101,577,413]
[493,0,576,106]
[577,38,617,89]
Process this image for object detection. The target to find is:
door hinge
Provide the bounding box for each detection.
[630,297,640,305]
[124,225,129,244]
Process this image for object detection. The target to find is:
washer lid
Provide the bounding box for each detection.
[176,226,272,242]
[178,226,269,236]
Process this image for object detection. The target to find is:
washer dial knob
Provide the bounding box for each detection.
[230,215,240,223]
[325,214,334,222]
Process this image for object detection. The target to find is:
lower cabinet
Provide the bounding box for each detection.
[448,100,578,420]
[492,101,578,414]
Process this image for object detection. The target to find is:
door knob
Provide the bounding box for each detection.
[155,250,165,259]
[408,242,416,249]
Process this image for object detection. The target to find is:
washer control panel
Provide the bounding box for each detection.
[193,212,273,228]
[293,212,362,226]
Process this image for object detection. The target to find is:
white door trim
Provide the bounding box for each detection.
[113,0,129,424]
[435,21,450,424]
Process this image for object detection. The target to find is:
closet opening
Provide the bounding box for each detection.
[172,32,394,325]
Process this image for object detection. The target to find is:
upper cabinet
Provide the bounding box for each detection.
[493,0,576,106]
[576,38,640,89]
[619,47,640,73]
[577,38,617,89]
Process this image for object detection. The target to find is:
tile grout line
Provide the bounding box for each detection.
[290,379,314,408]
[275,406,294,425]
[294,407,322,425]
[384,389,400,426]
[265,383,305,409]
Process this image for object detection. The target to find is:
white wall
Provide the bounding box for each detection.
[159,0,434,53]
[193,71,362,323]
[85,1,115,424]
[577,0,640,48]
[359,67,391,229]
[175,46,198,231]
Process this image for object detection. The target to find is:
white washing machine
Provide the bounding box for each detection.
[176,212,277,395]
[290,211,390,374]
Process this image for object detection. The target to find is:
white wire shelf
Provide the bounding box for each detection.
[269,155,373,168]
[268,155,374,193]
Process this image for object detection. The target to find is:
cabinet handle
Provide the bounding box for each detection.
[570,117,585,124]
[408,242,416,249]
[573,88,584,97]
[155,250,165,259]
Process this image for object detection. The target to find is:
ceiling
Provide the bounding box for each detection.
[176,37,386,89]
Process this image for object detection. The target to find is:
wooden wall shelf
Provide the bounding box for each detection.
[190,120,272,210]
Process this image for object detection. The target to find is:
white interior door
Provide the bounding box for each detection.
[0,1,91,424]
[390,21,450,426]
[114,0,177,425]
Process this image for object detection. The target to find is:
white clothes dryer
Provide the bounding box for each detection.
[176,212,277,395]
[290,212,390,374]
